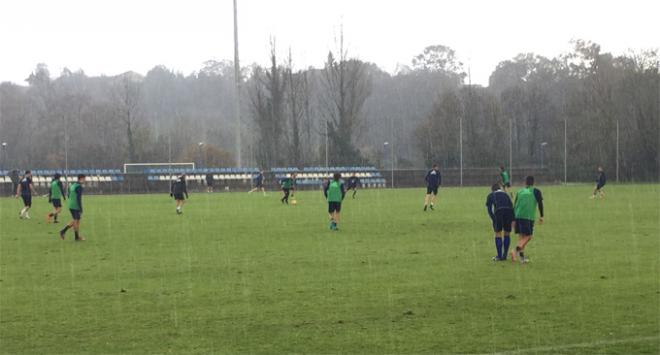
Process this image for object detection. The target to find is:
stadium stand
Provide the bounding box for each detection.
[0,169,124,186]
[0,166,386,194]
[145,167,260,183]
[0,169,125,194]
[272,166,387,188]
[1,166,552,195]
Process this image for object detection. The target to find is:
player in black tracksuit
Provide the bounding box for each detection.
[205,173,214,193]
[592,166,606,199]
[16,170,36,219]
[346,174,360,199]
[171,174,189,214]
[423,164,441,211]
[248,171,266,196]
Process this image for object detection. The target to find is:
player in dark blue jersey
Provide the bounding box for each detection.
[15,170,37,219]
[423,164,441,211]
[346,174,360,199]
[591,166,606,199]
[248,170,266,196]
[486,183,514,261]
[205,173,214,193]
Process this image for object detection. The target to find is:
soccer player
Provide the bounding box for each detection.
[15,170,36,219]
[511,176,544,263]
[248,170,266,195]
[280,172,296,204]
[171,174,189,214]
[423,164,441,211]
[591,166,606,199]
[486,183,514,261]
[346,174,360,199]
[59,174,86,241]
[205,173,214,193]
[46,173,66,223]
[500,166,511,194]
[324,172,346,230]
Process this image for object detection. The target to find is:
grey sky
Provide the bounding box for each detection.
[1,0,658,86]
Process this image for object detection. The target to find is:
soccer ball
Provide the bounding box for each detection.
[291,199,297,205]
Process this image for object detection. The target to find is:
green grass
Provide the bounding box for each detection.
[1,185,659,354]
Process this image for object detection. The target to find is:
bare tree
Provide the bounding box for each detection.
[320,32,372,165]
[113,73,142,163]
[284,49,312,166]
[248,40,288,168]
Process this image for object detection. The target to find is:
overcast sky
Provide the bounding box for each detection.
[0,0,658,86]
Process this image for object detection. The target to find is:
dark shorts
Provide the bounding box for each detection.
[494,209,514,233]
[206,180,214,187]
[21,194,32,207]
[282,188,291,194]
[70,209,82,221]
[328,202,342,213]
[596,183,605,190]
[347,184,357,191]
[255,182,263,188]
[503,182,511,188]
[426,186,439,195]
[173,193,185,201]
[52,199,62,208]
[515,218,534,236]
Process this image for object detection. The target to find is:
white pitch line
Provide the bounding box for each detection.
[485,335,660,355]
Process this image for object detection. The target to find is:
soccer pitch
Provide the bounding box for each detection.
[0,185,658,354]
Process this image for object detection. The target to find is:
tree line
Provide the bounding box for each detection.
[0,39,657,181]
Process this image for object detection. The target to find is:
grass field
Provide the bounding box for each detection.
[0,184,659,354]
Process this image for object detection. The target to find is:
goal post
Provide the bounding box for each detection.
[123,162,195,174]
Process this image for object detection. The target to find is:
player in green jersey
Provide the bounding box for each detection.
[324,173,346,231]
[60,174,86,241]
[280,173,297,204]
[46,173,66,223]
[511,176,544,263]
[500,166,511,194]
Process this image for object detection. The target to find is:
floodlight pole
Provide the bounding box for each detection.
[461,67,471,187]
[198,142,204,168]
[325,120,329,169]
[1,142,7,173]
[168,134,172,177]
[459,114,463,187]
[540,142,548,169]
[564,117,567,184]
[390,115,394,189]
[509,117,513,183]
[0,93,2,171]
[616,119,619,183]
[233,0,242,167]
[64,115,69,179]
